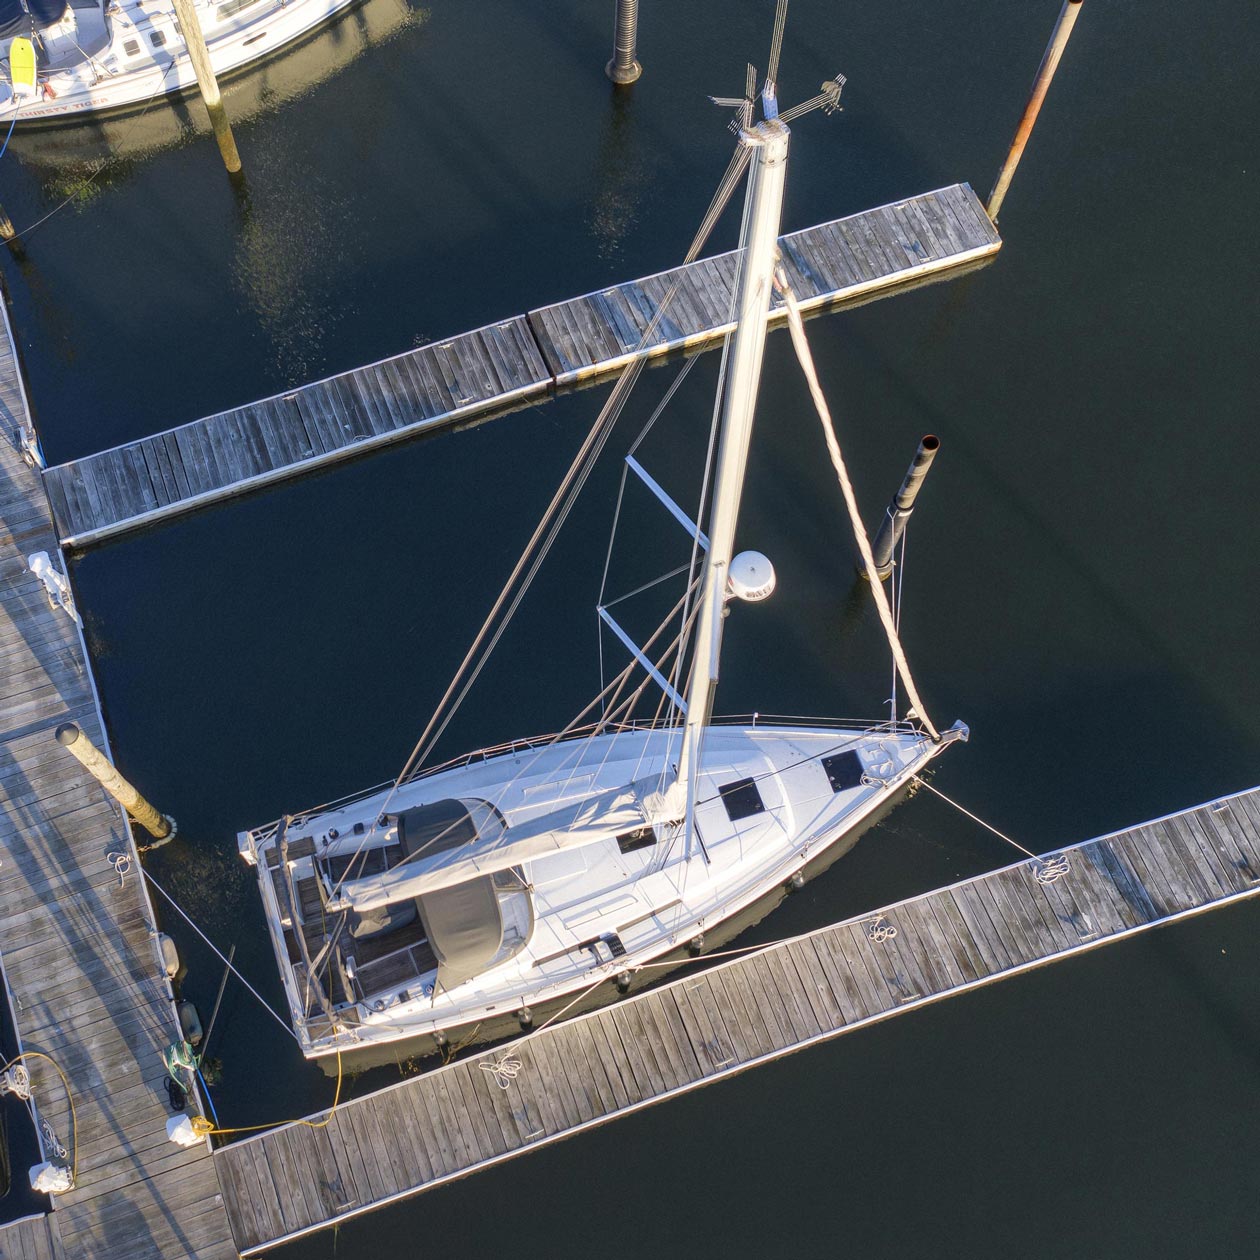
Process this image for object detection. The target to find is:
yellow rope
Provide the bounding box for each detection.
[2,1051,77,1180]
[189,1047,343,1137]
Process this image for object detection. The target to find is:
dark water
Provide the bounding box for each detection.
[4,0,1260,1253]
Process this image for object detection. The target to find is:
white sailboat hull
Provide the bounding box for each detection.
[240,718,966,1071]
[0,0,368,122]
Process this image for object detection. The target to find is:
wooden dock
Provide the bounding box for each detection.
[0,1213,60,1260]
[42,183,1000,550]
[0,291,236,1258]
[212,786,1260,1255]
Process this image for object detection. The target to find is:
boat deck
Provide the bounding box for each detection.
[0,288,236,1258]
[212,785,1260,1255]
[43,183,1001,550]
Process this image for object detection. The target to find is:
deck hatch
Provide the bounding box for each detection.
[717,777,765,821]
[821,750,864,792]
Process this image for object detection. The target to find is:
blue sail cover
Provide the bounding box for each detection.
[2,0,69,40]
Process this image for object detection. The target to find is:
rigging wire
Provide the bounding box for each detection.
[325,133,762,898]
[775,269,941,742]
[140,866,302,1043]
[766,0,788,88]
[596,348,703,702]
[625,353,700,459]
[602,562,692,612]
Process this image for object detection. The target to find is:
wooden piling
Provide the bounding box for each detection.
[986,0,1084,221]
[170,0,242,174]
[55,721,176,839]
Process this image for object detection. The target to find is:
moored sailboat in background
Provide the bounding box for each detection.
[0,0,378,123]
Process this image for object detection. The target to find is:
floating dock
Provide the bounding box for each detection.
[0,293,236,1258]
[212,786,1260,1255]
[42,183,1000,550]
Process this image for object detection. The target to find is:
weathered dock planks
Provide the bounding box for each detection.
[0,1212,63,1260]
[213,786,1260,1255]
[0,293,236,1258]
[43,183,1000,550]
[531,181,999,383]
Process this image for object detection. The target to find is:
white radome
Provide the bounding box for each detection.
[727,550,776,602]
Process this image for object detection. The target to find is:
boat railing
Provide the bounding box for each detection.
[250,713,923,840]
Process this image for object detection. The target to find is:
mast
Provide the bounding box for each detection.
[669,118,790,838]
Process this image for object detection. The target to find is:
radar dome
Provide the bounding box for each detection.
[727,551,776,602]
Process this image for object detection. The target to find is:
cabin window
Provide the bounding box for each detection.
[150,30,167,47]
[616,826,656,854]
[122,38,141,56]
[821,750,864,792]
[217,0,262,18]
[717,777,765,822]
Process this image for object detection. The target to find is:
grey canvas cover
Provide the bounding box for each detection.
[417,876,504,992]
[396,799,479,858]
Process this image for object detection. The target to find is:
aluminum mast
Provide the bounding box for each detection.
[668,117,790,848]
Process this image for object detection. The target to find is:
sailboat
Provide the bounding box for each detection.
[0,0,370,123]
[238,59,967,1073]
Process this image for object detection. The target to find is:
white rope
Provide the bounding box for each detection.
[914,776,1069,883]
[866,914,897,943]
[40,1119,68,1161]
[912,776,1034,857]
[0,1064,31,1100]
[477,1054,523,1090]
[106,851,131,887]
[775,270,941,742]
[1033,853,1071,885]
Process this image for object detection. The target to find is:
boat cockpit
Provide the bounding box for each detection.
[294,798,534,1014]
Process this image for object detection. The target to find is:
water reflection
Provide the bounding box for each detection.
[228,145,360,381]
[585,86,652,263]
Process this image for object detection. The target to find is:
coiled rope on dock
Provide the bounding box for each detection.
[0,1051,77,1183]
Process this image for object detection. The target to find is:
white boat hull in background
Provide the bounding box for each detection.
[0,0,378,122]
